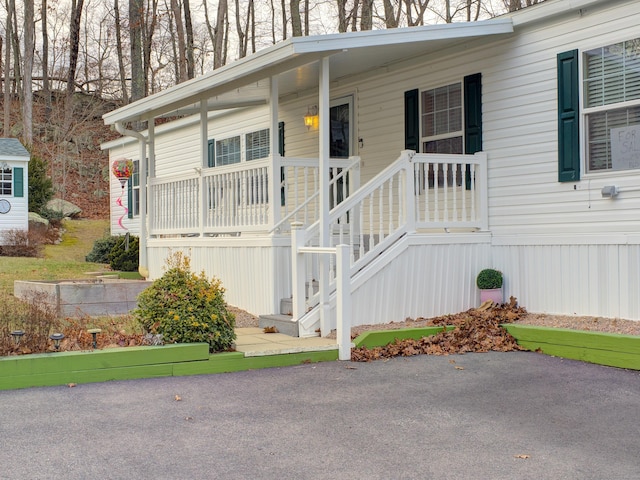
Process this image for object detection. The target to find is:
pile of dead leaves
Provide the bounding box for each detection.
[351,297,527,362]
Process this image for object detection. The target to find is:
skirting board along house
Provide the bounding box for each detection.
[102,0,640,337]
[0,139,30,245]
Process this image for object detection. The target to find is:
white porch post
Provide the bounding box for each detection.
[269,75,281,231]
[291,222,306,322]
[318,56,330,336]
[336,244,351,360]
[138,128,148,276]
[199,101,208,236]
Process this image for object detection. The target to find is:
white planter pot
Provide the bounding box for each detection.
[480,288,503,304]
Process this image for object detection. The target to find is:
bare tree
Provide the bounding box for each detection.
[142,0,159,94]
[203,0,228,69]
[170,0,187,81]
[23,0,35,145]
[3,0,13,137]
[130,0,145,102]
[234,0,254,58]
[360,0,373,30]
[114,0,129,103]
[64,0,85,133]
[291,0,302,36]
[183,0,195,78]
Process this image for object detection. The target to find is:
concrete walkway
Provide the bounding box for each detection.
[1,352,640,479]
[234,327,337,356]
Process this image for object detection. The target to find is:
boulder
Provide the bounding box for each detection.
[28,212,49,226]
[46,198,82,218]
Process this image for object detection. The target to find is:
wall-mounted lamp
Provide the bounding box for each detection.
[303,105,318,130]
[601,185,620,198]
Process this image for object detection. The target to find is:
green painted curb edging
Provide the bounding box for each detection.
[503,324,640,370]
[0,343,339,391]
[353,326,455,349]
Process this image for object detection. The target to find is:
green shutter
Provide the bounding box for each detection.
[404,89,419,151]
[464,73,482,154]
[207,139,215,167]
[279,121,285,206]
[464,73,482,190]
[13,167,24,197]
[558,50,580,182]
[127,177,133,219]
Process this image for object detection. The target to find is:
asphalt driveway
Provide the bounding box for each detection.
[1,351,639,479]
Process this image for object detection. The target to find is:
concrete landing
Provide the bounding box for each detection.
[234,327,337,357]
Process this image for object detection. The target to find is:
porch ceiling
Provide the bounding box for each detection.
[103,18,513,126]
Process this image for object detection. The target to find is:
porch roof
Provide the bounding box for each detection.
[102,19,514,126]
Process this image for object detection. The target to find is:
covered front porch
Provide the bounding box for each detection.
[103,21,511,339]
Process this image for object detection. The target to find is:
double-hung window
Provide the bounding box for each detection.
[583,38,640,172]
[215,136,241,166]
[420,82,464,187]
[245,128,270,161]
[0,166,12,195]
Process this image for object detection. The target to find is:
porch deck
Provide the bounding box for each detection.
[234,327,338,356]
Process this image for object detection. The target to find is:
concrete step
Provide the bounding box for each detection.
[258,314,299,337]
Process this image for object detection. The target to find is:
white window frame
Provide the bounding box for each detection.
[581,36,640,175]
[419,81,464,155]
[0,165,12,196]
[131,160,141,217]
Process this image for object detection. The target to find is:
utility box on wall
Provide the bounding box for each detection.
[0,138,30,245]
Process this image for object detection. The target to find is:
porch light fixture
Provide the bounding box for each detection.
[50,333,65,351]
[88,328,102,349]
[303,105,318,130]
[10,330,25,346]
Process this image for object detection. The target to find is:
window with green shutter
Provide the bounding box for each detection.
[13,167,24,197]
[558,49,580,182]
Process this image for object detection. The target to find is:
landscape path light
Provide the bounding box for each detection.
[49,333,65,351]
[88,328,102,349]
[10,330,25,346]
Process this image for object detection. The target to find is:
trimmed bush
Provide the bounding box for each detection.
[133,252,236,353]
[86,235,120,263]
[476,268,503,290]
[108,235,139,272]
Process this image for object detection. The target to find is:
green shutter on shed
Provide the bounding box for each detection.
[13,167,24,197]
[207,139,215,167]
[557,50,580,182]
[404,89,420,152]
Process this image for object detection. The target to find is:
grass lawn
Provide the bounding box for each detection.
[0,219,112,296]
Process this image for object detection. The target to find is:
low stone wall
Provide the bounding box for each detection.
[14,279,152,317]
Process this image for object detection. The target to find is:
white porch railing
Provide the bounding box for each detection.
[147,156,360,237]
[292,150,488,336]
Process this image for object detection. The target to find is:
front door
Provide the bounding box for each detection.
[329,96,353,207]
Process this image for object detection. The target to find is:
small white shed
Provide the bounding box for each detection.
[0,138,30,245]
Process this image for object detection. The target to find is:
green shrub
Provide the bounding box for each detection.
[476,268,503,290]
[39,207,65,228]
[108,235,139,272]
[133,252,236,352]
[28,155,54,214]
[86,236,120,263]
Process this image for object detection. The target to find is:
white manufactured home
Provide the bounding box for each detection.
[103,0,640,336]
[0,139,30,245]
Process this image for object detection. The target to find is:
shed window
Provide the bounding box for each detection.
[584,37,640,172]
[0,167,12,195]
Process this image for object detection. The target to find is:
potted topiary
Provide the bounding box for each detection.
[476,268,503,304]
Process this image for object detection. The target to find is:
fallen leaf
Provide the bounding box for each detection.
[263,326,279,333]
[344,365,357,370]
[454,366,465,370]
[67,383,77,388]
[175,395,182,401]
[514,454,530,459]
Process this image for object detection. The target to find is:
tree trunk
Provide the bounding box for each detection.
[290,0,302,37]
[3,0,12,137]
[130,0,145,102]
[281,0,287,39]
[360,0,373,30]
[114,0,129,103]
[183,0,195,79]
[42,0,52,120]
[170,0,187,82]
[22,0,34,145]
[143,0,158,96]
[64,0,84,134]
